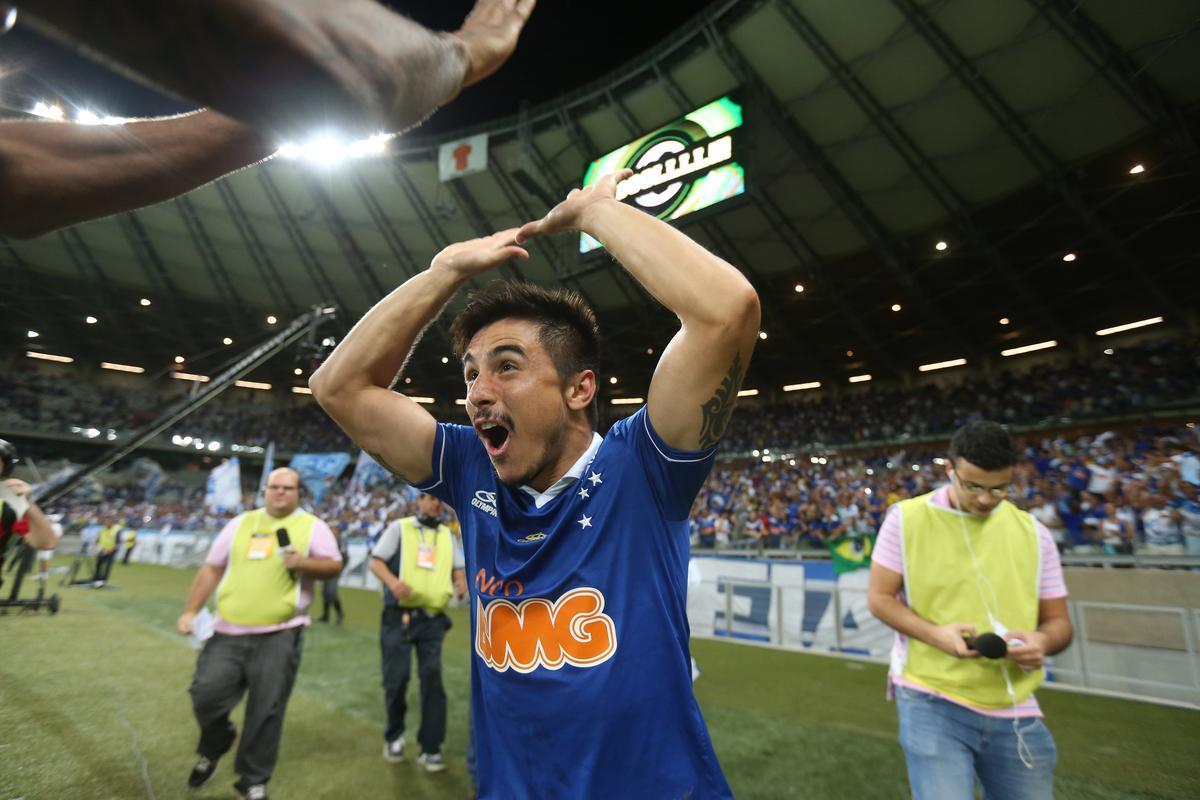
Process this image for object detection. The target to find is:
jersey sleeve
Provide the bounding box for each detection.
[609,407,718,522]
[872,504,904,575]
[412,422,484,516]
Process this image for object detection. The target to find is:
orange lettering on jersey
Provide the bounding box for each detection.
[475,587,617,673]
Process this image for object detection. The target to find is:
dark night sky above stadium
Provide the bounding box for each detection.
[0,1,703,135]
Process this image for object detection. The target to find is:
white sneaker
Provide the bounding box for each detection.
[417,752,446,773]
[383,738,405,762]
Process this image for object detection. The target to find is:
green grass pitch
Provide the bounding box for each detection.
[2,561,1197,799]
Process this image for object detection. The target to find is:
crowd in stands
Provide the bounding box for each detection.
[9,334,1199,557]
[5,336,1197,458]
[722,335,1199,451]
[692,424,1200,556]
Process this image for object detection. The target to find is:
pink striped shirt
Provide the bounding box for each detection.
[874,485,1067,718]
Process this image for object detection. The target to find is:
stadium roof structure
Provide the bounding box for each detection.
[4,0,1199,409]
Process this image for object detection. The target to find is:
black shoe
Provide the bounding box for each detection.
[187,755,218,789]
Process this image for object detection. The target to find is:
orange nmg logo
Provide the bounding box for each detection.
[475,588,617,673]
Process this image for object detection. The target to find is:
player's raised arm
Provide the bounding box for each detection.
[517,171,760,451]
[309,231,529,485]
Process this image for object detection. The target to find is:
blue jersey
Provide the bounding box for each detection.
[415,407,732,799]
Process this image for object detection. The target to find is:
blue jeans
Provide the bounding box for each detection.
[896,685,1057,799]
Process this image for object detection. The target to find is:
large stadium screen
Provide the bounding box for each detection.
[579,95,746,253]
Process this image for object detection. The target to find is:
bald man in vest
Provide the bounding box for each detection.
[867,421,1073,800]
[370,492,466,771]
[176,467,342,800]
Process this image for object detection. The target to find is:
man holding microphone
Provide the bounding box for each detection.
[176,467,341,800]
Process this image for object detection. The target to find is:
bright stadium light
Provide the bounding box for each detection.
[611,397,644,405]
[30,101,64,120]
[1129,163,1145,175]
[76,108,126,125]
[26,330,38,338]
[266,315,277,325]
[794,284,805,293]
[234,380,272,391]
[1001,340,1057,357]
[783,382,821,391]
[410,396,436,405]
[292,386,313,395]
[737,389,759,397]
[172,371,211,382]
[85,316,98,324]
[101,362,145,374]
[848,374,872,383]
[276,131,394,164]
[935,240,948,252]
[1062,252,1077,263]
[918,358,967,373]
[1095,316,1163,336]
[139,297,152,307]
[174,355,185,364]
[27,351,73,363]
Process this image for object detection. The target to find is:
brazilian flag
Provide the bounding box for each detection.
[828,533,875,575]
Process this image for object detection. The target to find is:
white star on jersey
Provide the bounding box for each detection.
[578,486,590,499]
[588,471,603,487]
[577,514,593,529]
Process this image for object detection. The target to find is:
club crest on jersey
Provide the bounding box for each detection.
[516,532,546,543]
[475,587,617,673]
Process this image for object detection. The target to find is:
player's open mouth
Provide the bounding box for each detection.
[475,420,511,458]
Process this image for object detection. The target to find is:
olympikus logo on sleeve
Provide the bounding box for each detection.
[475,588,617,673]
[472,489,498,517]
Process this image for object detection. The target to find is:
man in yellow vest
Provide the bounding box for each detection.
[91,516,124,587]
[175,467,342,800]
[370,492,466,771]
[868,421,1073,799]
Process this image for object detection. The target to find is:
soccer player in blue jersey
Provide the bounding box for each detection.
[310,169,760,798]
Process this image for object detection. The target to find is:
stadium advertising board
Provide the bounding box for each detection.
[579,94,746,253]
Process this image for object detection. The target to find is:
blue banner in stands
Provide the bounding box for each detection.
[289,451,351,506]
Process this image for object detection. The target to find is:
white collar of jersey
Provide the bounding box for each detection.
[519,432,604,509]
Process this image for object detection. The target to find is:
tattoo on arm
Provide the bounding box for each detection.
[365,450,409,484]
[697,352,745,450]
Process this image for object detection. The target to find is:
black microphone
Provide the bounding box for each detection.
[964,631,1008,659]
[276,528,296,579]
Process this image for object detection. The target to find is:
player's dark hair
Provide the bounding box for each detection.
[949,421,1018,471]
[450,281,601,429]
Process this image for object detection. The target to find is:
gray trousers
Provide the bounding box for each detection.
[188,627,304,789]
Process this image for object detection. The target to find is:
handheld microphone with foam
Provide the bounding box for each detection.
[276,528,296,579]
[963,631,1008,659]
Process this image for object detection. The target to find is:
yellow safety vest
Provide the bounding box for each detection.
[899,492,1044,709]
[396,517,454,613]
[216,508,317,627]
[98,524,122,553]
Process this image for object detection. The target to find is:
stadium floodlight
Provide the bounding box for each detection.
[1095,316,1163,337]
[30,101,64,120]
[611,397,643,405]
[758,331,768,340]
[935,241,948,252]
[455,399,468,406]
[276,131,393,164]
[1129,164,1145,175]
[26,330,38,338]
[139,298,152,306]
[410,397,436,405]
[292,386,313,395]
[208,441,221,451]
[172,371,211,382]
[100,362,145,374]
[27,351,73,363]
[1062,252,1077,263]
[75,109,125,125]
[918,358,966,373]
[1001,340,1057,357]
[848,374,872,383]
[234,380,272,391]
[783,381,821,392]
[794,284,805,293]
[85,316,98,324]
[737,389,759,397]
